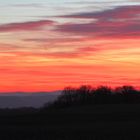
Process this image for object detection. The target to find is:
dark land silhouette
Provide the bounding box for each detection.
[0,85,140,140]
[45,85,140,108]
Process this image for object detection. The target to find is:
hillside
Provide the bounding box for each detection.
[0,104,140,140]
[0,86,140,140]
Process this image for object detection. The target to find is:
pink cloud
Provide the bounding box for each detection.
[0,20,54,32]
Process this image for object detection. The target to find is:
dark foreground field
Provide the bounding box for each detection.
[0,104,140,140]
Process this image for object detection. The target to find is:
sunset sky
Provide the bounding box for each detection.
[0,0,140,92]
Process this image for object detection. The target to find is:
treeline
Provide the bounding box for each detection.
[46,85,140,108]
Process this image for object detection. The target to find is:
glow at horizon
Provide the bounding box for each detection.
[0,0,140,92]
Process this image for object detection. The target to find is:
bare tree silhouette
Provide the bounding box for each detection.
[47,85,140,108]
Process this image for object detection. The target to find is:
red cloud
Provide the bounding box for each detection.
[0,20,54,32]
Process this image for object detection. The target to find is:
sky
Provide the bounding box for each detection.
[0,0,140,92]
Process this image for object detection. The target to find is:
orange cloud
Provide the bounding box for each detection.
[0,5,139,92]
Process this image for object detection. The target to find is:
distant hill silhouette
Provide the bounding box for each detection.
[0,91,61,108]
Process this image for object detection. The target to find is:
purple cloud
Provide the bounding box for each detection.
[56,5,140,38]
[59,5,140,21]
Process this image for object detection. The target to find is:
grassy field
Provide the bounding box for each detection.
[0,104,140,140]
